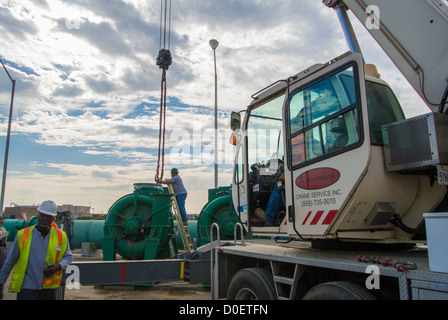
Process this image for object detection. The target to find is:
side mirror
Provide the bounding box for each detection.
[230,111,241,131]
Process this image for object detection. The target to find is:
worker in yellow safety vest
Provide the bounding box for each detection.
[0,200,73,300]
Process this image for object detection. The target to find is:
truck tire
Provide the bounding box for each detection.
[227,268,277,300]
[302,281,377,300]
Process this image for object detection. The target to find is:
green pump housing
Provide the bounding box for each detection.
[197,186,241,246]
[102,183,177,261]
[2,185,242,259]
[2,216,38,242]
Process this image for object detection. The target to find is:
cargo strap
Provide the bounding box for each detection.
[357,255,418,272]
[167,184,193,251]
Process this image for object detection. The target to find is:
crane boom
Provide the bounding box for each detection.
[326,0,448,112]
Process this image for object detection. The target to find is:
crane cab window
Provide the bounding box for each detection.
[365,80,405,145]
[288,65,361,168]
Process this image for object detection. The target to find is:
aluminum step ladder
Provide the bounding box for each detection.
[167,184,193,251]
[270,261,304,300]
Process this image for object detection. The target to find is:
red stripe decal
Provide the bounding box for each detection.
[310,211,324,225]
[302,211,312,225]
[121,264,126,282]
[322,210,339,225]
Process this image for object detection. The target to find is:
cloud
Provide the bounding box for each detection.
[0,6,38,40]
[53,83,84,97]
[56,19,133,58]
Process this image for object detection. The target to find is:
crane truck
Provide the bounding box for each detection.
[214,0,448,300]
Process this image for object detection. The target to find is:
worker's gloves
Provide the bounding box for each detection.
[43,264,62,277]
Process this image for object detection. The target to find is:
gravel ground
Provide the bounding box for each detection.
[64,281,211,300]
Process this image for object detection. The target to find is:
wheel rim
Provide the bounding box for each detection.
[235,288,259,300]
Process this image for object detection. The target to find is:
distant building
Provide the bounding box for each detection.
[58,204,91,220]
[3,203,91,220]
[3,205,39,220]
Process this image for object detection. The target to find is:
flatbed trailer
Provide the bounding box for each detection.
[61,236,448,300]
[211,238,448,300]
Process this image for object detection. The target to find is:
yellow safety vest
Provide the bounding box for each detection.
[9,225,67,293]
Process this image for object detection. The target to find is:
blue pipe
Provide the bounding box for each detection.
[335,6,359,53]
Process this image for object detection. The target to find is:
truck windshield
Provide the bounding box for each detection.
[247,94,285,172]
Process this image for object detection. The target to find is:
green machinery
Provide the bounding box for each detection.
[101,184,240,259]
[102,184,240,258]
[2,211,73,243]
[197,186,241,246]
[2,184,242,261]
[70,220,104,250]
[2,216,38,242]
[69,219,198,253]
[102,183,177,261]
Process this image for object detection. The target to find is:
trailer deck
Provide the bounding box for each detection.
[214,240,448,300]
[58,237,448,300]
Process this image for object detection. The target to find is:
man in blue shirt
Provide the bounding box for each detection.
[0,200,73,300]
[158,168,189,225]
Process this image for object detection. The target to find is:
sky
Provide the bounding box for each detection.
[0,0,432,214]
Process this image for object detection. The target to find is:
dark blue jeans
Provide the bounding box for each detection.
[176,193,188,222]
[17,288,58,300]
[265,182,283,225]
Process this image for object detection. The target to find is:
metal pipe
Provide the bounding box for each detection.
[214,48,218,189]
[234,223,245,246]
[0,59,16,216]
[209,39,219,189]
[335,5,362,55]
[210,223,220,300]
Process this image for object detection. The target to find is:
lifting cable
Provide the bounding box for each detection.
[155,0,173,182]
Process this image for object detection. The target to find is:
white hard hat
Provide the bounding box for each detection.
[37,200,58,216]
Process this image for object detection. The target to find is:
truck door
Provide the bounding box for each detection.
[284,52,370,238]
[233,141,248,225]
[232,89,286,230]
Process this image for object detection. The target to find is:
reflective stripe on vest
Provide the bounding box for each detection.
[42,228,64,288]
[21,227,30,249]
[9,226,67,293]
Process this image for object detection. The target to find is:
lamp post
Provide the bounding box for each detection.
[209,39,219,189]
[0,59,16,217]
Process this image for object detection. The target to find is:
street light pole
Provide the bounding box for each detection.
[209,39,219,189]
[0,59,16,217]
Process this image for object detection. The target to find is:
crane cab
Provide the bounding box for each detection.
[231,52,447,244]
